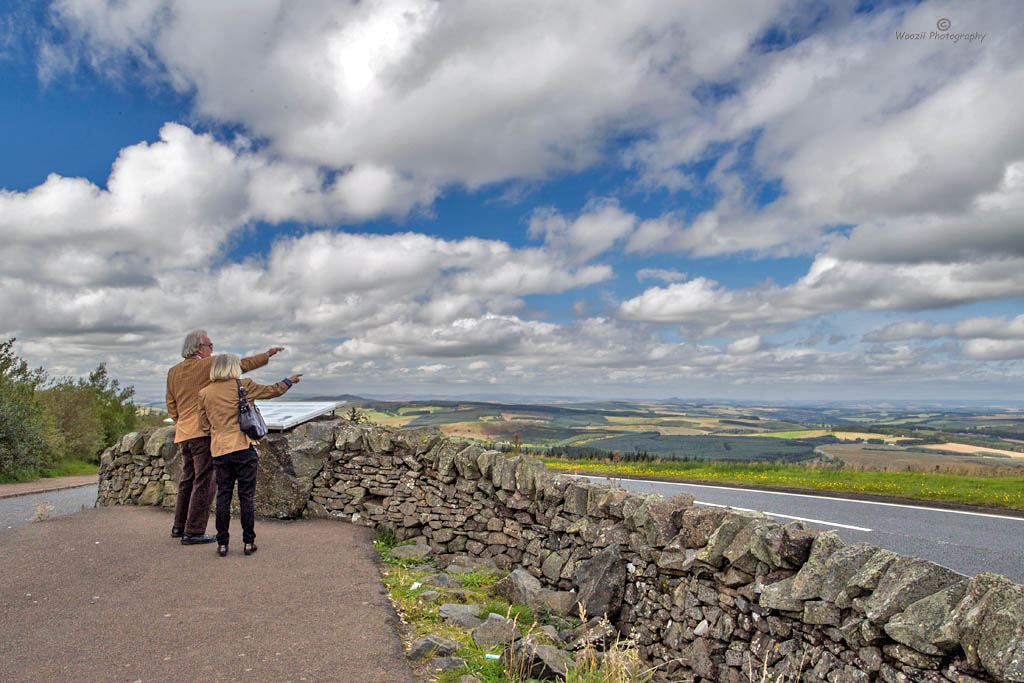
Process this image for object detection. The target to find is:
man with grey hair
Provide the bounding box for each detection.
[166,330,284,544]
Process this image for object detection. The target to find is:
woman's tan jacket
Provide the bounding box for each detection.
[198,377,291,457]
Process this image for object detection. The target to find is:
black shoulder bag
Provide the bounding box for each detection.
[236,379,269,440]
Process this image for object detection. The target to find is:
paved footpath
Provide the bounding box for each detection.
[0,473,99,499]
[0,505,418,683]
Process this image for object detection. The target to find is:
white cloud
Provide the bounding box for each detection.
[962,339,1024,361]
[623,4,1024,262]
[9,0,1024,400]
[45,0,783,189]
[528,199,637,263]
[954,315,1024,340]
[861,315,1024,362]
[619,256,1024,338]
[636,268,687,283]
[726,335,763,355]
[863,322,955,343]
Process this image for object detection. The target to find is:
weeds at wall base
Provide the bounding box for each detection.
[373,534,654,682]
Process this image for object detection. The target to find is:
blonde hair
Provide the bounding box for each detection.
[209,354,242,381]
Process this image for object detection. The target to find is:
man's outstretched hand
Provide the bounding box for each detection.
[267,347,285,357]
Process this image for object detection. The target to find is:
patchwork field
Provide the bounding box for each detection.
[919,442,1024,458]
[817,443,1024,474]
[342,398,1024,475]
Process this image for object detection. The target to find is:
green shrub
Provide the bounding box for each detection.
[34,363,137,464]
[36,381,105,463]
[81,363,137,451]
[0,338,140,479]
[0,338,59,480]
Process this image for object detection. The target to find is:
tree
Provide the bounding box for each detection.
[35,363,138,463]
[0,339,59,479]
[83,363,137,450]
[36,380,105,463]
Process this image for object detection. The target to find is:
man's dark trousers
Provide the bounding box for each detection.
[173,436,216,535]
[214,446,259,545]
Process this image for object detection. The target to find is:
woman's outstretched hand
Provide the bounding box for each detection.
[288,374,303,384]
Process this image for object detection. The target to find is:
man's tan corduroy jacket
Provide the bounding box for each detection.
[197,378,291,457]
[165,353,269,443]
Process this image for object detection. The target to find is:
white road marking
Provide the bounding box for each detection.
[570,474,1024,522]
[695,501,873,532]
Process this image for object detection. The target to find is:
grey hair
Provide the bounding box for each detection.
[181,329,208,358]
[210,354,242,381]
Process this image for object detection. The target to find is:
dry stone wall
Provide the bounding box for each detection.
[97,421,1024,683]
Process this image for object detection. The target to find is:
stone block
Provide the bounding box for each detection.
[574,544,626,619]
[760,575,803,612]
[883,579,968,655]
[953,573,1024,680]
[453,445,483,479]
[696,511,761,568]
[803,600,841,626]
[137,480,164,506]
[791,531,845,600]
[863,557,964,625]
[143,426,176,458]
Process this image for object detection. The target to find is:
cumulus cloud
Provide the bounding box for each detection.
[863,322,955,343]
[862,315,1024,362]
[42,0,784,189]
[636,268,687,283]
[0,122,442,292]
[0,137,627,396]
[726,335,763,355]
[7,0,1023,399]
[627,4,1024,259]
[864,315,1024,343]
[619,256,1024,338]
[528,199,637,263]
[962,339,1024,361]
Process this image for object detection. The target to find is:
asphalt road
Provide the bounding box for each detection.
[0,506,417,683]
[572,474,1024,584]
[0,485,98,531]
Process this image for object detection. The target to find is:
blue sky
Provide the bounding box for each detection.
[2,1,1022,403]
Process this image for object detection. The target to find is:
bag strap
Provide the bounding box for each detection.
[236,379,250,403]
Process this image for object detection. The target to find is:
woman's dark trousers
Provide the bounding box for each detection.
[213,446,258,545]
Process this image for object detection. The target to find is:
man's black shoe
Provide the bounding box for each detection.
[180,533,216,545]
[171,527,184,538]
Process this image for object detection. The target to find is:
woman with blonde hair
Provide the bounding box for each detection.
[198,353,301,557]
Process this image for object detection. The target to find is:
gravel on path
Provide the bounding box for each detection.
[0,505,417,683]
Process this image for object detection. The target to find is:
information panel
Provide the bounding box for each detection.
[256,401,347,430]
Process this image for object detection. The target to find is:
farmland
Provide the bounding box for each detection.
[325,397,1024,507]
[343,397,1024,472]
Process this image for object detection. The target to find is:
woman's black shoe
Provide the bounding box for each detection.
[217,544,228,557]
[243,543,258,556]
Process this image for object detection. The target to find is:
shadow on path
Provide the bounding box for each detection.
[0,506,417,683]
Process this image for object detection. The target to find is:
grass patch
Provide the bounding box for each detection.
[541,457,1024,510]
[479,599,536,627]
[457,569,502,589]
[372,530,428,569]
[41,459,100,477]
